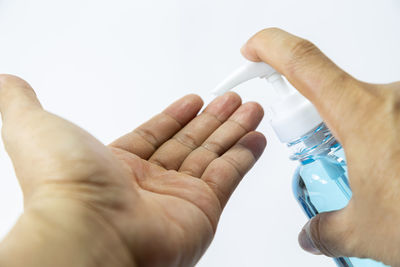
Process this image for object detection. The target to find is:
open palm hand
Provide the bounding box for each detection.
[0,75,265,267]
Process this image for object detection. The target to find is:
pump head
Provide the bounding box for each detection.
[213,60,323,143]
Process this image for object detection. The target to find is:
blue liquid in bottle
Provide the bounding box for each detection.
[290,123,388,267]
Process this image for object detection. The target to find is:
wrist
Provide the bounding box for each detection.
[0,197,136,267]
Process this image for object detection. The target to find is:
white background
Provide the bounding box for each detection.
[0,0,399,266]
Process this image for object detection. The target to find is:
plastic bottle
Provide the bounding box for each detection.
[213,60,388,267]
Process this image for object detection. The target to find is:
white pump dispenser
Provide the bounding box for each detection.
[212,60,323,143]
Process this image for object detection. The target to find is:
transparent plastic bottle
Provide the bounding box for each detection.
[213,60,390,266]
[290,123,388,267]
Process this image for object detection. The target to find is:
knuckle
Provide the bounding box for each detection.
[134,127,159,148]
[286,39,321,75]
[150,156,168,170]
[222,155,244,177]
[174,131,198,150]
[202,140,226,156]
[337,72,357,90]
[290,39,320,60]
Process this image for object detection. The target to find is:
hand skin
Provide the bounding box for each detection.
[0,76,266,267]
[241,28,400,266]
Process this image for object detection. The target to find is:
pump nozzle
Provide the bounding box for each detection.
[212,61,294,98]
[212,61,277,95]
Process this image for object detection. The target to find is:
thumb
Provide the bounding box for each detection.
[241,28,367,146]
[0,75,48,194]
[0,74,116,197]
[0,74,43,120]
[298,209,356,258]
[0,74,45,156]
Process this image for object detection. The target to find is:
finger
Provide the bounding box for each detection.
[201,131,266,208]
[0,75,45,193]
[298,209,357,258]
[241,28,365,142]
[0,75,120,195]
[0,74,42,121]
[179,102,263,177]
[0,74,44,145]
[110,94,204,159]
[149,92,242,170]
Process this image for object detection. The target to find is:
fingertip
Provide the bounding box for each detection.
[185,93,204,106]
[223,91,242,108]
[219,91,242,104]
[203,91,242,121]
[163,94,204,126]
[240,41,261,62]
[229,102,264,131]
[0,74,41,117]
[0,74,36,94]
[0,74,26,85]
[179,94,204,111]
[237,131,267,160]
[298,220,322,255]
[241,28,288,62]
[245,101,264,118]
[0,74,35,95]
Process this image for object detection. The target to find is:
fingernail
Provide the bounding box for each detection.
[298,220,322,255]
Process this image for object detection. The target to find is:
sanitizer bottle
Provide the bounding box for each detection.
[213,60,388,267]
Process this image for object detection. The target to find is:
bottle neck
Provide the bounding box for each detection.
[286,123,340,164]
